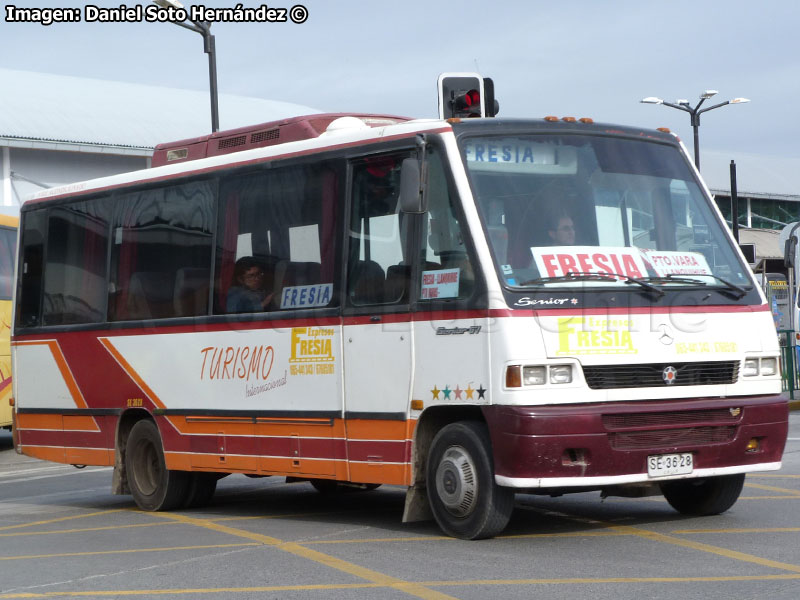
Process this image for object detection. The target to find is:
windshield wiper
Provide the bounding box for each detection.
[519,271,665,298]
[636,274,750,299]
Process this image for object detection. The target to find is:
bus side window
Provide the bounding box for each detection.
[347,154,411,307]
[419,148,475,301]
[109,181,214,321]
[41,200,110,326]
[213,161,341,314]
[17,210,46,328]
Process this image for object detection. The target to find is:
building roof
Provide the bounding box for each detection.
[738,227,782,260]
[0,68,320,156]
[702,150,800,201]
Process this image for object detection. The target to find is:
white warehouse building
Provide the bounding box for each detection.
[0,68,319,209]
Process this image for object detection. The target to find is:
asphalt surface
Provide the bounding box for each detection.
[1,414,800,600]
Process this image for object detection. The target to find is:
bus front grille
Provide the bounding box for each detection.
[583,361,739,390]
[608,426,737,450]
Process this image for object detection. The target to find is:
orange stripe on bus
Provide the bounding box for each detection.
[63,415,102,433]
[66,447,113,466]
[349,462,409,486]
[16,413,63,430]
[20,445,67,464]
[345,418,416,440]
[167,451,346,477]
[14,340,89,410]
[98,338,167,410]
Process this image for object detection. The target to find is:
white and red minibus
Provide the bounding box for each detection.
[12,109,787,539]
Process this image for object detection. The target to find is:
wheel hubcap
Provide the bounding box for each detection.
[435,446,478,517]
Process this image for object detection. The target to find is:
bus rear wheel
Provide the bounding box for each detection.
[661,474,745,516]
[125,420,189,511]
[182,473,219,508]
[426,421,514,540]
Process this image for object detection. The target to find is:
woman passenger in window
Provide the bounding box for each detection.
[226,257,274,313]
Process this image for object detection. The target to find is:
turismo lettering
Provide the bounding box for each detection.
[200,344,275,381]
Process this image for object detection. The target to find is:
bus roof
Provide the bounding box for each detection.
[22,115,680,208]
[151,113,412,168]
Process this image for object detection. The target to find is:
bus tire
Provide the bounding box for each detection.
[426,421,514,540]
[661,474,745,516]
[182,472,218,508]
[125,420,189,511]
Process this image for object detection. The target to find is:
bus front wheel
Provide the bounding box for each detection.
[426,421,514,540]
[125,419,189,511]
[661,474,745,516]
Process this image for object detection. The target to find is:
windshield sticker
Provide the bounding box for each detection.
[422,268,460,299]
[532,246,648,280]
[642,250,713,277]
[280,283,333,310]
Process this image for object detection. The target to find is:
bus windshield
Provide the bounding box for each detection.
[462,133,752,291]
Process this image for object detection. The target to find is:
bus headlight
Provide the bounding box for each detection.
[760,358,778,377]
[506,364,575,387]
[549,365,573,384]
[743,358,759,377]
[523,366,546,385]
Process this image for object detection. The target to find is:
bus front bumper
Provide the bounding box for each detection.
[483,395,788,489]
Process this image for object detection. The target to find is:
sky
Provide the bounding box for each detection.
[1,0,799,165]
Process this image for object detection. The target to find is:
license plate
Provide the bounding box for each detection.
[647,453,693,478]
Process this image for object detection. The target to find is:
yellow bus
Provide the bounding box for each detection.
[0,213,18,430]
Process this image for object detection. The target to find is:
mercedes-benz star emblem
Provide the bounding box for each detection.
[657,324,674,346]
[662,366,677,385]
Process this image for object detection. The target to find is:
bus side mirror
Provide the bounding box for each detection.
[399,158,427,214]
[785,237,797,268]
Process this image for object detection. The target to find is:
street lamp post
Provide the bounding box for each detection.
[153,0,219,133]
[640,91,749,171]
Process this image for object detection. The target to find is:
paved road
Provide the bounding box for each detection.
[2,415,800,600]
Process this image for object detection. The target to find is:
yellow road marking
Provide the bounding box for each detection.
[152,512,459,600]
[0,521,180,538]
[750,474,800,479]
[0,543,259,561]
[304,529,626,545]
[2,574,800,598]
[739,495,800,500]
[0,584,383,598]
[673,527,800,534]
[0,510,125,532]
[523,507,800,573]
[744,482,800,496]
[602,494,800,502]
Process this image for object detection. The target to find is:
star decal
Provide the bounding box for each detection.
[465,385,475,400]
[443,385,452,400]
[431,385,440,400]
[454,385,463,400]
[477,385,487,400]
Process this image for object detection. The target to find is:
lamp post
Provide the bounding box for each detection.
[153,0,219,132]
[640,91,749,171]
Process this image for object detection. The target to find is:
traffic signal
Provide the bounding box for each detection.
[438,73,499,119]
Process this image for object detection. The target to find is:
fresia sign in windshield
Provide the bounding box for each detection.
[532,246,712,280]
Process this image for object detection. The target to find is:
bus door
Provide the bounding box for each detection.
[343,153,415,483]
